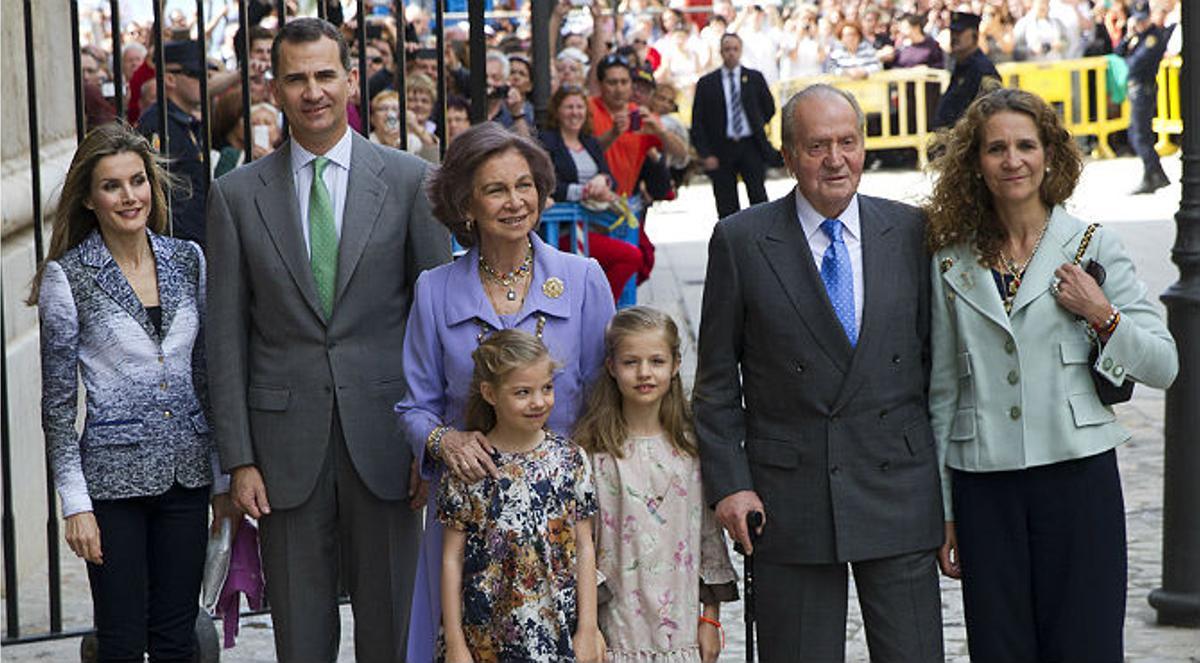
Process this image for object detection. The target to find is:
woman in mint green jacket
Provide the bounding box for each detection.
[925,88,1177,661]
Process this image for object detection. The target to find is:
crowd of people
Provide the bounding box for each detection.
[34,1,1184,662]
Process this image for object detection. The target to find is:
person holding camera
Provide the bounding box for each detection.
[485,50,534,137]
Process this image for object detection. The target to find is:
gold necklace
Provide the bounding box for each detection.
[998,220,1049,314]
[479,242,534,301]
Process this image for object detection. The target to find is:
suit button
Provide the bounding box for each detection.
[830,465,840,475]
[947,292,956,302]
[1004,338,1016,354]
[892,354,901,364]
[1113,365,1125,377]
[1009,406,1021,420]
[160,382,168,391]
[163,410,173,419]
[879,409,889,419]
[157,355,164,363]
[324,385,332,393]
[795,362,805,373]
[1007,370,1019,385]
[879,461,890,471]
[1102,357,1114,370]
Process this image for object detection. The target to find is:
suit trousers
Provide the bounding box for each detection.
[952,449,1126,663]
[756,549,943,662]
[259,414,421,663]
[1127,82,1163,178]
[87,483,209,663]
[708,138,768,219]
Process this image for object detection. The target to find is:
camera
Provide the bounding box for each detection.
[629,108,642,131]
[488,84,510,99]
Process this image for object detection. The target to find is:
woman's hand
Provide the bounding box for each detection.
[408,462,428,511]
[440,429,499,482]
[938,521,962,579]
[583,175,614,202]
[1053,262,1112,326]
[698,619,721,662]
[210,493,241,536]
[66,512,103,565]
[572,626,606,662]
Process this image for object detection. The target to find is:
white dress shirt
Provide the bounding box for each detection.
[794,189,864,331]
[722,65,751,139]
[291,128,353,257]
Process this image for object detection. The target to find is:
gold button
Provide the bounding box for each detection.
[157,355,164,363]
[1004,339,1015,354]
[160,382,168,390]
[947,292,956,302]
[1007,370,1019,385]
[164,410,173,419]
[1009,406,1021,420]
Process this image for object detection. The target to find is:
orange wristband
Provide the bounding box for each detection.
[698,615,725,648]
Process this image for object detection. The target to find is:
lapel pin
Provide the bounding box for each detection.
[542,277,565,299]
[958,271,974,289]
[940,257,955,274]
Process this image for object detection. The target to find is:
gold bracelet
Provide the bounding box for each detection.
[426,425,449,461]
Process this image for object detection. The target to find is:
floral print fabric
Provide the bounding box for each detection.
[591,435,737,662]
[437,431,598,662]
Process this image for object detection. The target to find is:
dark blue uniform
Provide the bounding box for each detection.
[1118,22,1173,191]
[138,100,208,247]
[932,48,999,129]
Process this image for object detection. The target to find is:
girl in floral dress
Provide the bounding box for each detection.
[574,307,739,663]
[439,330,605,663]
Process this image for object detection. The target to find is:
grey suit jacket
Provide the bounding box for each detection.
[206,132,450,510]
[694,190,943,565]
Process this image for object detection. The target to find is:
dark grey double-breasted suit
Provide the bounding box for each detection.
[694,191,944,661]
[206,130,449,661]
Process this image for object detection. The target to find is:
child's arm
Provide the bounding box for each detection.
[698,601,722,663]
[441,527,473,663]
[572,517,605,663]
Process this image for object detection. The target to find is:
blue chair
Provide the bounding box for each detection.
[539,198,642,308]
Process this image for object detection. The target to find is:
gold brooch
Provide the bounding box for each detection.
[940,257,955,273]
[542,277,565,299]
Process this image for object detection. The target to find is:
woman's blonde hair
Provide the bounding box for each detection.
[573,307,695,458]
[27,122,175,305]
[405,72,436,100]
[925,87,1083,262]
[466,330,559,432]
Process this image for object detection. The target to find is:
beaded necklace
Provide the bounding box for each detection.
[998,220,1049,314]
[479,242,534,301]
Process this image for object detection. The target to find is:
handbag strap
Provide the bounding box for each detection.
[1074,223,1101,265]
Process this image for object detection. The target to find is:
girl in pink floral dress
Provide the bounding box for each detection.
[574,307,738,663]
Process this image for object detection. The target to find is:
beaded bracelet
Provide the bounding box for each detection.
[426,425,450,462]
[1093,306,1119,335]
[698,615,725,649]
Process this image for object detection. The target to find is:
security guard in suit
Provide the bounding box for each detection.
[138,41,208,247]
[1118,2,1173,194]
[933,12,999,130]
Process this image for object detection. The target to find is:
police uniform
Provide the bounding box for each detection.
[1118,7,1173,194]
[136,41,208,247]
[933,13,1000,130]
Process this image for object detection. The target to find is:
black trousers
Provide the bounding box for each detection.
[708,138,768,219]
[87,483,209,663]
[1128,82,1162,178]
[953,449,1126,662]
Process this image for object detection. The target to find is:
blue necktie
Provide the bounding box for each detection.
[728,70,747,137]
[820,219,857,346]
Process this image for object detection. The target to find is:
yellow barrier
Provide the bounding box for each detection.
[670,55,1180,166]
[1153,55,1182,156]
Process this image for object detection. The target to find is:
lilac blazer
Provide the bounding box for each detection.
[396,232,614,661]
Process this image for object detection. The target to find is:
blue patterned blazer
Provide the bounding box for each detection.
[39,229,223,517]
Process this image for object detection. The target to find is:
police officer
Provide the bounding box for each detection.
[138,41,208,247]
[1119,1,1173,194]
[933,12,999,130]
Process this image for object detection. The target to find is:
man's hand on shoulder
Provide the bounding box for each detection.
[715,490,766,554]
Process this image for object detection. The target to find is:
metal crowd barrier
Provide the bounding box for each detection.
[1153,54,1183,156]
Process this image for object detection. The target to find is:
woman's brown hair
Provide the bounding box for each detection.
[426,122,556,247]
[27,122,174,305]
[544,85,593,136]
[466,330,559,433]
[573,306,696,459]
[925,87,1083,263]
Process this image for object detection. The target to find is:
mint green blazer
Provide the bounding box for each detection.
[929,206,1177,518]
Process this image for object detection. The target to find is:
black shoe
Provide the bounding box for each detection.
[1151,169,1170,189]
[1131,172,1168,194]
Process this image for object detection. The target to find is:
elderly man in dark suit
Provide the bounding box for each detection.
[206,18,449,662]
[690,32,777,219]
[694,84,944,661]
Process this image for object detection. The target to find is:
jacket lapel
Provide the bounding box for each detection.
[149,232,180,339]
[445,247,503,332]
[81,231,157,341]
[832,197,890,409]
[253,141,326,322]
[756,194,853,373]
[941,245,1010,332]
[334,133,388,305]
[1009,207,1076,316]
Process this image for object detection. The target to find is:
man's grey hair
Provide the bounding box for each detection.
[486,49,510,78]
[122,42,148,58]
[780,84,866,154]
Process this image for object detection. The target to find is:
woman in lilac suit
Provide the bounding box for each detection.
[397,122,615,661]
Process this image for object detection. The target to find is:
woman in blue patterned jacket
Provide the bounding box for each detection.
[29,123,236,661]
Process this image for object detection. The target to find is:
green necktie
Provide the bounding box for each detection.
[308,156,338,317]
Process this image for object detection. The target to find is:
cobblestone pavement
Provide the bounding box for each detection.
[3,156,1197,661]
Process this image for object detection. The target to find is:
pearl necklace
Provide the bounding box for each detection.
[479,242,534,301]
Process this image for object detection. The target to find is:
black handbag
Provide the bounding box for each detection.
[1075,224,1135,405]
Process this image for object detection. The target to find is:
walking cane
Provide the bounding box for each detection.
[734,511,764,663]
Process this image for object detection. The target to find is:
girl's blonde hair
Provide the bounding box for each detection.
[466,330,558,432]
[573,306,695,458]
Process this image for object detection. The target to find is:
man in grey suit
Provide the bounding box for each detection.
[694,84,944,661]
[206,18,448,662]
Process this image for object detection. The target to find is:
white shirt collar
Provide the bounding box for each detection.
[723,64,742,79]
[290,127,353,175]
[794,188,861,242]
